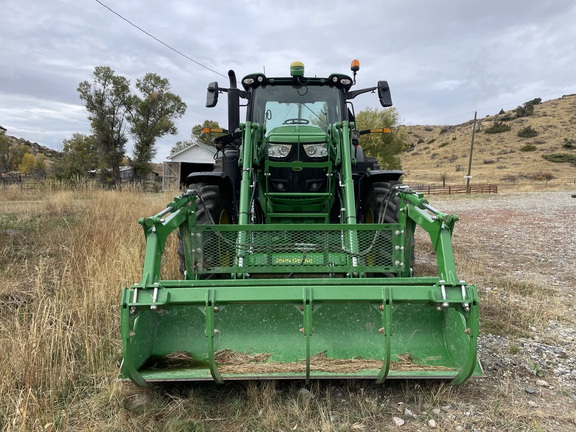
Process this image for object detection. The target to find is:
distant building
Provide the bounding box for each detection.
[162,142,216,190]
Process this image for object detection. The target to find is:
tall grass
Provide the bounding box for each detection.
[0,188,168,430]
[1,188,574,431]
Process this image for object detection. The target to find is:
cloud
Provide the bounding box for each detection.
[1,0,575,161]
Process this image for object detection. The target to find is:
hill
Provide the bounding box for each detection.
[4,135,61,161]
[400,94,576,185]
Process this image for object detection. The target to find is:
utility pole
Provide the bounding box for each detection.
[466,111,477,193]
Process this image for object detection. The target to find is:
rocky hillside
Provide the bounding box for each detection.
[3,134,61,161]
[401,94,576,185]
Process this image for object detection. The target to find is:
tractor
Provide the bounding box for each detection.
[120,61,481,386]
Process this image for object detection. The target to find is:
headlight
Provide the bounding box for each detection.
[268,144,292,158]
[303,143,328,158]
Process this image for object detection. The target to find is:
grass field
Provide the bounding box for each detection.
[1,187,574,431]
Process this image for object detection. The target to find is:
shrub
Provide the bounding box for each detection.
[483,159,496,165]
[520,144,537,152]
[427,138,436,144]
[500,174,518,182]
[529,172,555,181]
[498,109,505,115]
[515,98,541,118]
[542,153,576,166]
[562,138,575,149]
[485,121,511,134]
[517,126,538,138]
[438,142,449,148]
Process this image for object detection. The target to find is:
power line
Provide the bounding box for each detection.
[94,0,229,80]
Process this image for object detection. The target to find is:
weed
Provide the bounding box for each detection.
[526,359,544,377]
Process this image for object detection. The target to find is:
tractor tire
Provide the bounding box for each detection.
[363,181,401,225]
[177,183,233,277]
[363,181,414,275]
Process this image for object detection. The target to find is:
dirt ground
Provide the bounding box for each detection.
[408,191,576,431]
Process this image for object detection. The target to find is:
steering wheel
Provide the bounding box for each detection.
[283,118,309,125]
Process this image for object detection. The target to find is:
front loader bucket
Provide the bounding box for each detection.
[120,278,481,386]
[120,191,481,387]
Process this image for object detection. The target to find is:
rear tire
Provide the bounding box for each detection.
[177,183,233,277]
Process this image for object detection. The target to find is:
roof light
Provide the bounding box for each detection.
[290,61,305,77]
[243,77,255,85]
[351,59,360,72]
[202,127,225,134]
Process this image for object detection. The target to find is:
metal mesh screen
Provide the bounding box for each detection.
[187,224,405,275]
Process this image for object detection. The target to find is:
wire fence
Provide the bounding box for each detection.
[0,173,162,192]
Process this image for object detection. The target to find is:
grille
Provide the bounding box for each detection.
[186,224,405,275]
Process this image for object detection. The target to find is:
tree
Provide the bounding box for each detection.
[78,66,131,187]
[355,107,408,169]
[51,134,99,180]
[0,130,28,172]
[170,120,223,155]
[18,153,36,174]
[129,73,186,181]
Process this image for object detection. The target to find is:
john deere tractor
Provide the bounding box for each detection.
[120,61,481,386]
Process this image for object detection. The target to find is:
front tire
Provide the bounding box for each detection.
[363,181,414,275]
[177,183,233,277]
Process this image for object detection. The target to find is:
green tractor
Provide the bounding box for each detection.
[120,61,481,386]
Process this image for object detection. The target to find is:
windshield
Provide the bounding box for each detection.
[251,85,343,133]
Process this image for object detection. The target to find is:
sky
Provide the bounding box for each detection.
[1,0,576,162]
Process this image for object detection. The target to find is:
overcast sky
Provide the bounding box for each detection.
[2,0,575,162]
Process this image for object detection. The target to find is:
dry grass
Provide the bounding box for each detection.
[1,187,575,431]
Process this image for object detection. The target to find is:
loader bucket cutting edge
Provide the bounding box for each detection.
[120,281,482,386]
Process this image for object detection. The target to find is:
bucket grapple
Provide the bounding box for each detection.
[120,61,481,386]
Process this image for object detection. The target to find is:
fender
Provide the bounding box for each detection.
[185,171,234,192]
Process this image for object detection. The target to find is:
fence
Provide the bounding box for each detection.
[0,173,162,192]
[411,184,498,195]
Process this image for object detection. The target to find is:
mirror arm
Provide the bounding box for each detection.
[345,86,377,100]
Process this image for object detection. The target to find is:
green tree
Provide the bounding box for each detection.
[170,120,223,155]
[35,154,47,176]
[18,153,36,174]
[129,73,186,181]
[51,134,98,180]
[0,130,28,172]
[78,66,131,187]
[355,107,408,169]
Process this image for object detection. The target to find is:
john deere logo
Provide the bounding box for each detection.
[275,257,313,264]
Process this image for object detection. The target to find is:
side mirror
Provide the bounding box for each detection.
[377,81,392,107]
[206,82,219,108]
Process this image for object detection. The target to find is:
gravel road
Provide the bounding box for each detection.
[411,191,576,430]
